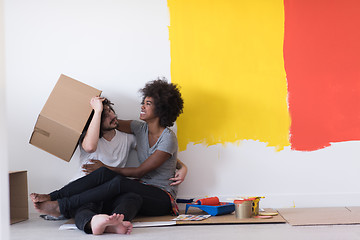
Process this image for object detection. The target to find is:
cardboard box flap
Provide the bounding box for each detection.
[40,74,101,133]
[30,114,80,161]
[9,171,28,224]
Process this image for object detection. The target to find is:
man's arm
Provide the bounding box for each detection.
[81,97,104,153]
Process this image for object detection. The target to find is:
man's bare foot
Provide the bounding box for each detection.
[90,213,132,235]
[34,201,61,217]
[30,193,51,203]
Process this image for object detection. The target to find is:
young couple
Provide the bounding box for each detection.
[30,79,186,235]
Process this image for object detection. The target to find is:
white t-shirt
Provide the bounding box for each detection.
[71,129,136,181]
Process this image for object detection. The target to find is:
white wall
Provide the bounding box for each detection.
[1,0,10,238]
[5,0,171,212]
[4,0,360,215]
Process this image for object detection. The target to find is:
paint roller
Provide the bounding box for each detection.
[196,197,220,206]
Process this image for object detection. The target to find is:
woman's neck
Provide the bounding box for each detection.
[147,118,165,136]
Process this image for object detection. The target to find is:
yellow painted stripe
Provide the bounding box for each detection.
[168,0,290,151]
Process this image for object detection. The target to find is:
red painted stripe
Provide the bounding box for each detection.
[284,0,360,151]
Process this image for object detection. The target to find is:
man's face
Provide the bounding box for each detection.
[101,105,118,131]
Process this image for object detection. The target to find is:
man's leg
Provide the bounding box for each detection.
[74,202,102,234]
[90,213,133,235]
[39,176,172,217]
[105,193,143,221]
[50,167,119,200]
[31,167,119,203]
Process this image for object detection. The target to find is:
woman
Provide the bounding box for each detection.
[31,78,184,235]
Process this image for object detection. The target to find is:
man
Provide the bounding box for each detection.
[73,97,136,180]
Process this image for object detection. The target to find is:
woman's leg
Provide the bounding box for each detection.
[49,167,118,200]
[134,185,172,216]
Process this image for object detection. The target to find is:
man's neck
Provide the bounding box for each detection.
[102,129,116,141]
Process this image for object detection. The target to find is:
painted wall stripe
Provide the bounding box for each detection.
[284,0,360,151]
[168,0,290,151]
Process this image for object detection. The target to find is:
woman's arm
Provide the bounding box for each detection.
[116,119,133,134]
[107,150,170,178]
[169,159,188,186]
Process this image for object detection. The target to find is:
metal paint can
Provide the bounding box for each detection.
[234,199,253,219]
[252,197,260,216]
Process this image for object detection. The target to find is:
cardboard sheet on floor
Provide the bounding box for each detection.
[278,207,360,226]
[60,208,285,229]
[133,208,285,226]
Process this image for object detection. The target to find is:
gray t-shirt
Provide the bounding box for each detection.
[131,120,178,198]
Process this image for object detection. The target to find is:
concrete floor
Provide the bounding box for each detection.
[9,213,360,240]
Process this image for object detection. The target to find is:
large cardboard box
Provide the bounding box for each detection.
[9,171,28,224]
[29,74,102,161]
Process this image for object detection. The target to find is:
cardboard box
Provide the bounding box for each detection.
[9,171,28,224]
[29,74,102,161]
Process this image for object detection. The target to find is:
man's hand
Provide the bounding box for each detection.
[90,96,104,112]
[169,167,187,186]
[82,159,106,174]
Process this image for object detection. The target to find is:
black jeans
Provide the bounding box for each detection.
[74,192,143,234]
[50,167,172,219]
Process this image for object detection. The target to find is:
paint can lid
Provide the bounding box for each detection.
[234,198,255,204]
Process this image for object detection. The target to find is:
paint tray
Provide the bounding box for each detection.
[185,202,235,216]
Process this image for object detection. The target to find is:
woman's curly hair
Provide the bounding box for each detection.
[140,78,184,128]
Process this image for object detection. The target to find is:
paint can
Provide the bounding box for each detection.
[251,197,260,216]
[234,199,253,219]
[246,196,264,215]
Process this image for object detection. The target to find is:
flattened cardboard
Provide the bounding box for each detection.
[346,206,360,213]
[278,207,360,226]
[30,74,101,161]
[9,171,28,224]
[133,208,286,226]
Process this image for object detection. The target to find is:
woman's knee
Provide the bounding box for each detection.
[123,192,143,204]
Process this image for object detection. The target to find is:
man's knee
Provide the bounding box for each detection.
[96,166,110,174]
[94,167,116,178]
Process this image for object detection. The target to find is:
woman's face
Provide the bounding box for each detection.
[140,96,157,122]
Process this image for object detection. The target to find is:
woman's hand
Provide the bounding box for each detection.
[82,159,106,174]
[169,163,187,186]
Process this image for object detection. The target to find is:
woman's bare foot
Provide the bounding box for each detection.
[34,201,61,217]
[90,213,133,235]
[30,193,51,203]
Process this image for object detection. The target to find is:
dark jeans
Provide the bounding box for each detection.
[74,192,143,234]
[50,167,172,220]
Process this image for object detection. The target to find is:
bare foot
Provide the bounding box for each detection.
[30,193,51,203]
[34,201,61,217]
[90,214,133,235]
